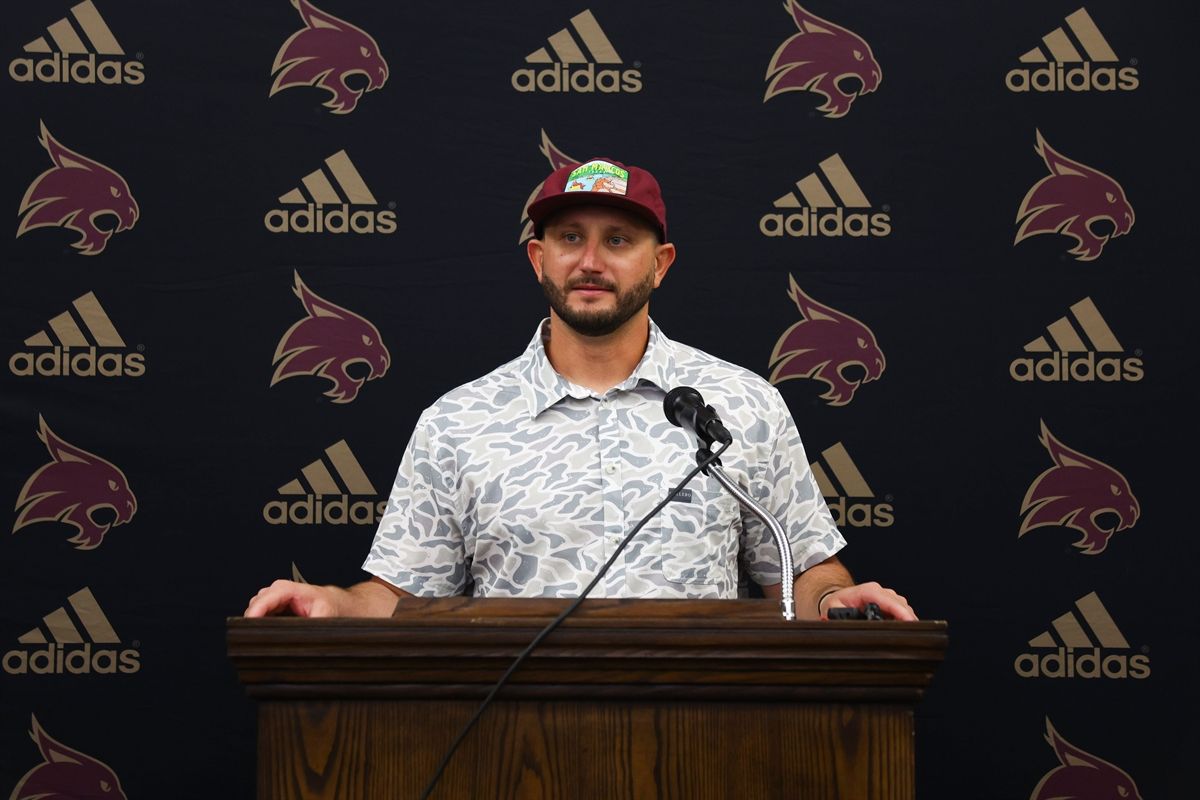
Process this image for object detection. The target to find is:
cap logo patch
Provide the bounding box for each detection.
[564,160,628,195]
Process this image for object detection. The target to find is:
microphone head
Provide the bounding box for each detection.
[663,386,704,428]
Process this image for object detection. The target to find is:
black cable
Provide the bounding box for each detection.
[418,440,730,800]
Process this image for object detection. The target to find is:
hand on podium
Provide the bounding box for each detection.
[243,577,404,618]
[818,582,917,621]
[763,556,918,621]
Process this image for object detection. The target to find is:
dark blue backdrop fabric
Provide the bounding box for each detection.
[1,1,1196,796]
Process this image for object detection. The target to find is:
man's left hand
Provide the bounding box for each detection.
[821,581,917,621]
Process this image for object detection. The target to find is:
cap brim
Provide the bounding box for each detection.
[528,193,664,239]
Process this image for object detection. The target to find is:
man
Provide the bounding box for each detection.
[246,158,915,621]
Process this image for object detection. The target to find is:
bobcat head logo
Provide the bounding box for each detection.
[1030,718,1142,800]
[1015,130,1134,261]
[16,121,138,256]
[271,271,390,403]
[14,416,137,550]
[270,0,388,114]
[764,1,882,118]
[1019,420,1139,555]
[769,275,885,406]
[519,129,581,244]
[10,715,127,800]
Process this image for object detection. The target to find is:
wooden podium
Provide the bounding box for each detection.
[227,598,946,800]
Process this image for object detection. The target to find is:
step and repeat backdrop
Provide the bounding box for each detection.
[1,1,1196,796]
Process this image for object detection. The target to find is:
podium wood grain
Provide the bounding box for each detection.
[229,598,946,800]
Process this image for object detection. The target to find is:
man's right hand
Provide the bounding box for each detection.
[243,578,404,618]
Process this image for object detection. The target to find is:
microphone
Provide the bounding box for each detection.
[663,386,733,446]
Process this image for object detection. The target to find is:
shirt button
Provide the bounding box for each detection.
[604,463,617,475]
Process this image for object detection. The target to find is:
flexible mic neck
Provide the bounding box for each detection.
[663,386,795,620]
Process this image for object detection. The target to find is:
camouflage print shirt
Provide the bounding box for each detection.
[363,319,845,599]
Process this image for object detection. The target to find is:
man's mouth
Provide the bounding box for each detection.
[570,283,613,295]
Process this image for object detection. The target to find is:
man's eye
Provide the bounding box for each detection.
[608,236,626,246]
[563,232,580,243]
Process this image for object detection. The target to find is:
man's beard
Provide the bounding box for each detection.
[541,269,655,337]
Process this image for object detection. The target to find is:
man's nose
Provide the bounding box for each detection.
[578,238,602,271]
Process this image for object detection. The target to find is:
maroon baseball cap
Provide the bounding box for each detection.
[528,158,668,241]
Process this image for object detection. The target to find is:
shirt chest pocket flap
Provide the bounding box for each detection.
[657,479,740,585]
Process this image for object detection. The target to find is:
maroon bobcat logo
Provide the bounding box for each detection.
[10,715,127,800]
[270,0,388,114]
[768,275,885,406]
[519,129,581,244]
[271,271,390,403]
[764,1,882,118]
[1030,718,1142,800]
[14,416,136,550]
[16,121,138,256]
[1015,130,1134,261]
[1019,420,1139,555]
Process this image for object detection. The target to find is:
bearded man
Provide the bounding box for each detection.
[246,158,915,621]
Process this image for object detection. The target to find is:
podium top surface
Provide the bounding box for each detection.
[228,599,947,702]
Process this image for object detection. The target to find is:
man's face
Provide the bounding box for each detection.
[528,206,674,337]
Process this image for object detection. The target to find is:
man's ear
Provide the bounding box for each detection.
[527,238,545,281]
[652,242,676,287]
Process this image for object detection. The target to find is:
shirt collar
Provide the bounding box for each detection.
[518,318,678,419]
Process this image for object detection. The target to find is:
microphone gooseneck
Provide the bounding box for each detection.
[663,386,796,622]
[421,387,798,799]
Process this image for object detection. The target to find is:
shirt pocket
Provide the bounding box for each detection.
[657,480,741,586]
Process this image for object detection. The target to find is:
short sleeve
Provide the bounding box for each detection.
[362,409,467,596]
[740,388,846,585]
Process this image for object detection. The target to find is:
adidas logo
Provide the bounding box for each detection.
[264,150,396,235]
[9,291,144,378]
[810,442,893,527]
[1006,7,1137,93]
[8,0,143,85]
[262,439,384,525]
[1010,297,1142,383]
[512,9,642,93]
[1014,591,1149,680]
[3,587,140,675]
[759,154,891,238]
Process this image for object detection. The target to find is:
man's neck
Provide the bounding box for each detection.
[544,312,650,394]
